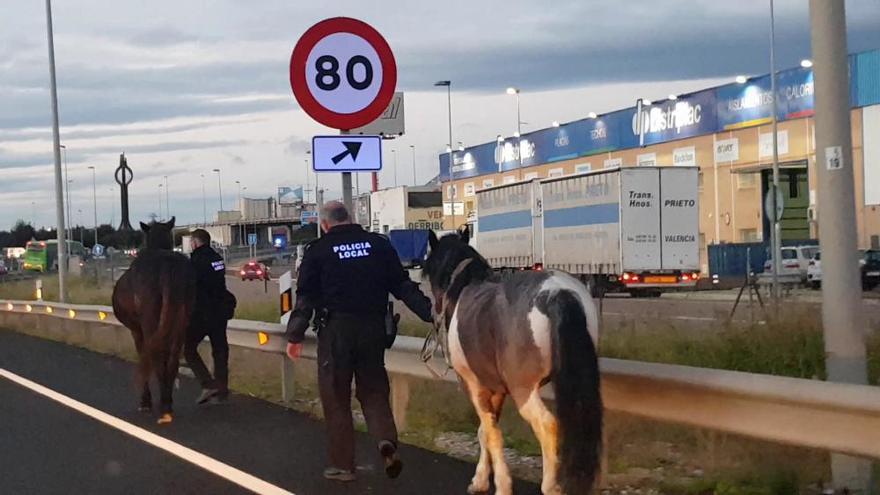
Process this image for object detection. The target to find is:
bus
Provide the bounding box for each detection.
[23,240,85,272]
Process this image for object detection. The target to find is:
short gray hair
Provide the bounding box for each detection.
[319,201,350,224]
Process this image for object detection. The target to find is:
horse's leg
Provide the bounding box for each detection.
[155,348,179,425]
[513,387,561,495]
[129,327,152,412]
[465,382,511,495]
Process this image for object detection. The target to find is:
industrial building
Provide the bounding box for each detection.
[439,49,880,274]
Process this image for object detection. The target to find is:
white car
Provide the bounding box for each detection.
[807,251,821,289]
[764,245,819,283]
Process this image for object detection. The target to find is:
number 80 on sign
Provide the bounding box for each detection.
[290,17,397,130]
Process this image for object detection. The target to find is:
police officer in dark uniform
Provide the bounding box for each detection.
[286,201,433,483]
[184,229,232,404]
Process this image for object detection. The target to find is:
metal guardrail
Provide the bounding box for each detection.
[2,299,880,460]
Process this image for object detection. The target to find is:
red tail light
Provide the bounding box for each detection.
[533,263,544,271]
[256,270,263,275]
[240,270,246,275]
[691,272,700,280]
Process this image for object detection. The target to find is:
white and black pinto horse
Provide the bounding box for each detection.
[424,231,602,495]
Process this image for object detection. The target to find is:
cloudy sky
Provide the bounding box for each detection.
[2,0,879,230]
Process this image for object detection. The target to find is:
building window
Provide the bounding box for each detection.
[466,200,474,211]
[739,228,759,242]
[464,182,475,197]
[503,176,516,185]
[548,168,564,178]
[575,163,592,174]
[736,173,756,189]
[482,179,494,189]
[788,170,800,198]
[524,172,539,181]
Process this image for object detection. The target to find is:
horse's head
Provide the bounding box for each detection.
[423,228,492,318]
[140,217,175,251]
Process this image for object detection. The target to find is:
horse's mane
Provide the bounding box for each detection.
[424,233,495,301]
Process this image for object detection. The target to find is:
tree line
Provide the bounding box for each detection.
[0,221,143,250]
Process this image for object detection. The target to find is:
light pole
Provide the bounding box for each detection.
[88,166,97,246]
[809,0,873,490]
[769,0,783,306]
[212,168,223,213]
[163,175,169,219]
[435,80,454,228]
[391,149,398,187]
[200,173,207,225]
[45,0,67,300]
[236,180,243,245]
[60,144,71,242]
[77,209,83,243]
[158,183,164,219]
[410,145,416,186]
[506,87,524,179]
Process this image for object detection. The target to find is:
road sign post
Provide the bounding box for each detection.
[290,17,396,213]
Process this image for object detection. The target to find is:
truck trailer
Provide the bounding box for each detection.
[472,166,700,296]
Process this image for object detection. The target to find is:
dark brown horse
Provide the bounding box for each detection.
[112,218,196,424]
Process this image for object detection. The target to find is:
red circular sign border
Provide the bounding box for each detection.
[289,17,397,131]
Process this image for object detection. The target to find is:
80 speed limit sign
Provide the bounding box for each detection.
[289,17,397,130]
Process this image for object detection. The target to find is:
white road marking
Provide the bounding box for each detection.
[0,368,295,495]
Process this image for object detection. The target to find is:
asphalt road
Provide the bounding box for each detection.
[0,329,538,494]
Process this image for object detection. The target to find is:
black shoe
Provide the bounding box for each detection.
[196,388,219,405]
[379,440,403,479]
[323,467,357,482]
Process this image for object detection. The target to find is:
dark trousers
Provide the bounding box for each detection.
[183,313,229,396]
[318,313,397,471]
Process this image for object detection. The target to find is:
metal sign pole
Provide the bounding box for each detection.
[769,0,782,310]
[341,130,353,212]
[44,0,67,302]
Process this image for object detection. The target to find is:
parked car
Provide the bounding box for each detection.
[763,245,819,283]
[862,249,880,291]
[240,261,270,281]
[807,251,822,289]
[803,249,880,291]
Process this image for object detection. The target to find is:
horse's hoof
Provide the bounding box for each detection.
[156,413,173,425]
[467,483,489,495]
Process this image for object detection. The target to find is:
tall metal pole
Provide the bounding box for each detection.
[809,1,873,491]
[61,144,71,242]
[200,174,207,225]
[236,180,243,245]
[89,166,97,246]
[392,149,398,187]
[410,145,417,186]
[341,130,353,212]
[158,184,163,219]
[442,82,455,229]
[213,168,223,212]
[769,0,783,306]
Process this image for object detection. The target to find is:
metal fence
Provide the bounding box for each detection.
[2,299,880,460]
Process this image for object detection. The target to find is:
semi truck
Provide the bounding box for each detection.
[471,166,700,297]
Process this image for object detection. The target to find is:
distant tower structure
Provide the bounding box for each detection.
[115,153,134,231]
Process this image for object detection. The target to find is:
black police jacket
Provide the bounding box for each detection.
[190,244,228,320]
[285,224,432,343]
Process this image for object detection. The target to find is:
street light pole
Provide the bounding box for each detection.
[435,80,454,228]
[212,168,223,213]
[163,175,169,219]
[60,144,71,242]
[391,149,398,187]
[809,0,874,491]
[200,174,207,225]
[410,145,416,186]
[769,0,783,307]
[507,87,524,179]
[88,166,97,246]
[236,180,243,245]
[158,184,164,220]
[45,0,67,301]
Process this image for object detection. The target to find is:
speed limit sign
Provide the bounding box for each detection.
[289,17,397,130]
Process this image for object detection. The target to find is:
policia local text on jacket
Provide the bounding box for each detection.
[286,222,433,479]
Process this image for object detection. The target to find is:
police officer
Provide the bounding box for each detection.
[184,229,232,404]
[286,201,433,483]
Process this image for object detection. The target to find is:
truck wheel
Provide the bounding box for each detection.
[810,281,820,290]
[628,289,644,298]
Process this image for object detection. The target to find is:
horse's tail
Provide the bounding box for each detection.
[549,288,602,494]
[142,264,192,380]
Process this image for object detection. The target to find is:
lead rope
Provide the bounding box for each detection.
[420,258,473,379]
